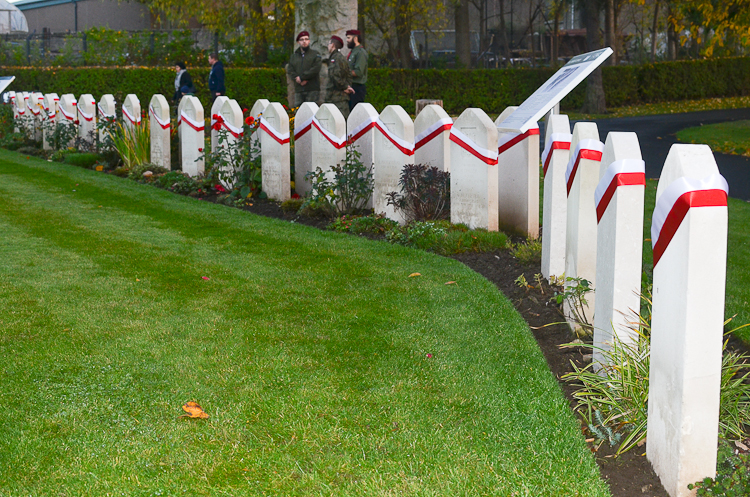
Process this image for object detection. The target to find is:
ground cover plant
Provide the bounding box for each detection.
[676,120,750,156]
[0,150,611,495]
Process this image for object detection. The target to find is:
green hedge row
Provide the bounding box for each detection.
[3,57,750,116]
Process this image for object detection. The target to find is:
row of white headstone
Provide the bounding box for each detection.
[9,89,727,497]
[540,113,728,497]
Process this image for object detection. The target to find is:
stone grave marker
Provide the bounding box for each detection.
[122,94,142,131]
[259,102,291,201]
[77,94,97,148]
[495,106,540,238]
[564,122,603,331]
[249,99,270,162]
[149,94,171,170]
[414,104,452,172]
[42,93,59,150]
[347,102,378,209]
[415,99,443,116]
[29,92,44,142]
[98,94,116,144]
[592,132,645,367]
[20,92,32,135]
[373,105,415,223]
[311,103,346,189]
[178,96,205,177]
[217,98,244,188]
[449,108,499,230]
[58,94,78,148]
[540,113,571,282]
[647,144,728,497]
[293,102,319,196]
[210,95,229,153]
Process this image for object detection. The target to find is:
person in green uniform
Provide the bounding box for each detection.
[287,31,322,108]
[346,29,367,111]
[325,35,353,119]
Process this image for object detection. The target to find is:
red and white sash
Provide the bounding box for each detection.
[497,126,540,155]
[221,119,244,138]
[293,116,313,141]
[59,102,76,122]
[594,158,646,222]
[98,102,115,121]
[347,115,377,143]
[375,117,415,156]
[542,133,572,177]
[149,104,171,130]
[414,117,453,151]
[651,174,728,267]
[565,139,604,195]
[178,111,204,132]
[77,101,95,122]
[259,116,289,144]
[449,127,499,165]
[122,105,141,125]
[312,116,346,149]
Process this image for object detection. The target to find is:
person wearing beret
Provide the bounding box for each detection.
[346,29,367,111]
[287,31,323,108]
[324,35,353,119]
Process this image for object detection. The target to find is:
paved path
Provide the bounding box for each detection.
[581,108,750,201]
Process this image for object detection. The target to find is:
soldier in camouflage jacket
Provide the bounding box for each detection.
[324,36,353,119]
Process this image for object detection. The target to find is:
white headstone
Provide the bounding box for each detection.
[293,102,319,196]
[97,94,116,144]
[414,104,452,172]
[179,96,205,177]
[122,94,142,131]
[42,93,59,150]
[249,99,270,162]
[647,144,728,497]
[260,102,291,201]
[592,132,645,367]
[149,94,171,170]
[21,92,32,136]
[311,103,346,190]
[28,92,44,142]
[347,102,378,208]
[495,106,540,238]
[540,113,571,281]
[564,122,603,331]
[217,98,244,188]
[77,94,97,147]
[373,105,415,223]
[449,108,499,230]
[58,94,78,148]
[210,95,229,153]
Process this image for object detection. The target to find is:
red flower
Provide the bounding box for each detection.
[245,116,255,126]
[212,121,222,131]
[291,193,300,199]
[242,108,249,113]
[198,148,203,152]
[215,184,226,193]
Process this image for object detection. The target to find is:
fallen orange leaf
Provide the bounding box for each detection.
[95,165,104,172]
[409,273,421,277]
[445,281,456,285]
[180,401,209,419]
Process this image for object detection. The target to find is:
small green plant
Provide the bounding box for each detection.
[127,163,169,181]
[204,117,263,200]
[514,274,531,290]
[553,277,594,336]
[385,163,450,222]
[156,170,202,195]
[689,440,750,496]
[110,121,150,170]
[587,409,623,448]
[280,197,304,214]
[302,145,373,217]
[511,238,543,265]
[331,214,398,236]
[63,152,101,168]
[533,273,545,294]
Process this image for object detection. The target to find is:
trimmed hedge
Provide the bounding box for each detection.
[3,57,750,116]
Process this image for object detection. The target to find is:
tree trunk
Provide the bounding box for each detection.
[249,0,267,64]
[455,0,471,68]
[581,0,606,114]
[529,1,536,67]
[650,0,660,62]
[499,0,511,66]
[395,0,413,68]
[552,4,561,68]
[604,0,615,64]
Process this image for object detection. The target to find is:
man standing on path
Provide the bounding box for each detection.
[288,31,322,108]
[346,30,367,111]
[325,35,353,119]
[208,53,226,103]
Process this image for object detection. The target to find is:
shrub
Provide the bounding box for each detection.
[385,220,507,255]
[302,146,373,218]
[689,441,750,496]
[386,164,450,222]
[64,152,101,168]
[156,170,202,195]
[204,116,262,200]
[110,121,150,170]
[511,238,542,265]
[328,214,398,235]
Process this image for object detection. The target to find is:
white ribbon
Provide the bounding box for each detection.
[59,103,76,121]
[122,105,141,125]
[347,115,377,141]
[78,102,95,122]
[375,117,415,155]
[293,116,314,139]
[541,132,572,169]
[449,127,499,164]
[222,118,244,137]
[259,116,289,144]
[565,138,605,186]
[98,102,115,119]
[149,104,171,129]
[179,110,204,131]
[312,116,346,148]
[594,158,646,209]
[651,174,728,249]
[497,126,539,152]
[414,117,453,148]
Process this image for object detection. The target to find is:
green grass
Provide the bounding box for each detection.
[641,179,750,344]
[0,150,609,496]
[676,120,750,156]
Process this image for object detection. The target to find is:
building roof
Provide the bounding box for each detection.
[13,0,78,11]
[0,0,28,32]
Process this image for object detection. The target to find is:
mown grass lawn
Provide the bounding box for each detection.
[0,150,609,496]
[676,120,750,156]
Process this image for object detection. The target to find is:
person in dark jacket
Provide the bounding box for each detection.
[208,53,226,103]
[287,31,322,108]
[325,35,353,119]
[346,30,367,111]
[173,61,194,104]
